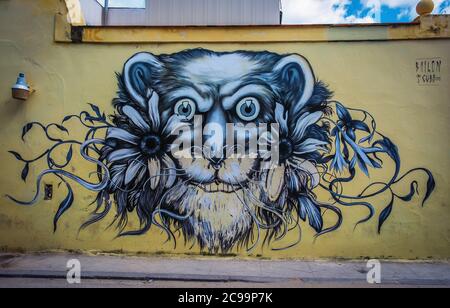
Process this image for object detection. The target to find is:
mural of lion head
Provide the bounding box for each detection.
[8,49,435,254]
[104,49,333,253]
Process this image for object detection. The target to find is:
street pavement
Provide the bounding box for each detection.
[0,253,449,288]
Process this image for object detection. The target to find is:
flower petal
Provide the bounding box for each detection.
[122,105,150,132]
[162,115,190,137]
[275,103,288,135]
[162,154,177,188]
[291,111,323,142]
[287,169,301,192]
[148,157,161,190]
[294,138,329,155]
[148,90,161,131]
[107,148,139,163]
[106,127,139,145]
[109,164,127,190]
[124,156,145,185]
[336,103,352,123]
[265,164,285,202]
[330,136,348,173]
[298,196,323,233]
[290,158,320,188]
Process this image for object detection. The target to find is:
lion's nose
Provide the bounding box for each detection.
[209,157,224,170]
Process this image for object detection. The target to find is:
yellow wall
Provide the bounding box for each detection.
[0,0,449,259]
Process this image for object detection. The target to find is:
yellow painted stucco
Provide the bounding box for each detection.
[0,0,449,260]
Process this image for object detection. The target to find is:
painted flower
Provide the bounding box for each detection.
[331,103,383,176]
[102,90,179,191]
[273,103,329,193]
[260,103,330,233]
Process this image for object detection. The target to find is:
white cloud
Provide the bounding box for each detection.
[282,0,376,24]
[397,8,410,19]
[282,0,450,24]
[367,0,449,20]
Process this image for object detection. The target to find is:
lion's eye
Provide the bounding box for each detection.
[174,99,196,121]
[236,97,260,121]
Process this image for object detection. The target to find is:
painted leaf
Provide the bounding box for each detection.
[350,155,370,177]
[54,124,69,134]
[89,103,102,118]
[368,156,382,169]
[298,198,307,221]
[422,169,436,207]
[21,123,34,141]
[374,137,400,166]
[378,196,394,234]
[9,151,24,161]
[53,183,74,232]
[62,115,76,123]
[66,145,73,164]
[87,103,106,122]
[347,128,356,141]
[336,103,352,123]
[298,196,323,233]
[330,136,348,173]
[84,115,96,124]
[398,182,418,202]
[351,120,370,134]
[21,163,29,182]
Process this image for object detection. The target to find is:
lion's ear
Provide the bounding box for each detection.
[273,54,315,114]
[123,52,164,108]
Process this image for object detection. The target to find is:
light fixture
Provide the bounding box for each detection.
[12,73,32,101]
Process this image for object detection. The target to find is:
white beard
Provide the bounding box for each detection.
[173,185,259,253]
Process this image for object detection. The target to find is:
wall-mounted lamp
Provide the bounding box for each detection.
[12,73,32,101]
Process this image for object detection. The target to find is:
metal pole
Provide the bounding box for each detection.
[102,0,109,25]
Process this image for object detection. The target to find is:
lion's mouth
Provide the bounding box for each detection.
[193,180,247,193]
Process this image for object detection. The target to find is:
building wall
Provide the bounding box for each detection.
[79,0,282,26]
[79,0,102,25]
[0,0,449,259]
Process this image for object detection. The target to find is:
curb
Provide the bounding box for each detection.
[0,270,287,283]
[1,270,449,286]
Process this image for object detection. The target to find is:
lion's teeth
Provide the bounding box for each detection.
[197,182,245,193]
[266,164,285,202]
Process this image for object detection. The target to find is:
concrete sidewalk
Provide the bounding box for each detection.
[0,253,449,287]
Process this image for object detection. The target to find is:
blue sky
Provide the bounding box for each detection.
[282,0,450,24]
[97,0,450,24]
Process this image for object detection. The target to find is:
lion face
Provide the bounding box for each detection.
[109,49,322,252]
